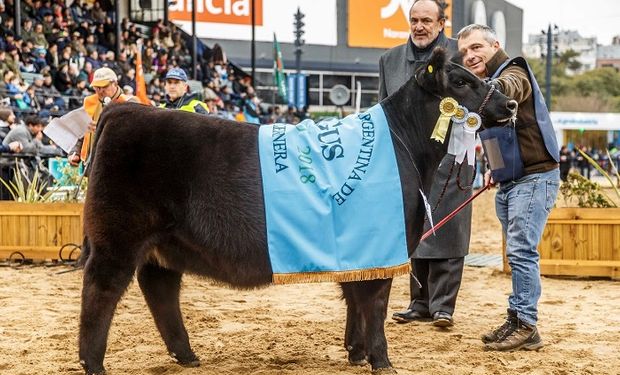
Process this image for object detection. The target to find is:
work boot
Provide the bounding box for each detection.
[481,309,518,343]
[485,320,544,351]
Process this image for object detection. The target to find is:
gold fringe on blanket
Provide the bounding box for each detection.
[272,262,411,285]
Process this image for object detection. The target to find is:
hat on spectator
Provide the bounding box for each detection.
[165,67,187,82]
[91,67,118,87]
[203,87,218,101]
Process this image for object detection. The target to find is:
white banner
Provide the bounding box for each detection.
[169,0,337,46]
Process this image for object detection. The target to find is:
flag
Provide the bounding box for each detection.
[273,33,287,101]
[135,40,151,105]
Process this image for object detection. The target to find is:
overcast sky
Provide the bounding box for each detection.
[506,0,620,45]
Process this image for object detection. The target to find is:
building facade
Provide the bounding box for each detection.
[128,0,523,109]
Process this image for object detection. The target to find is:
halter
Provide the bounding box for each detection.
[477,84,497,115]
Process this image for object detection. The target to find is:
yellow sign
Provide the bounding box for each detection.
[348,0,452,49]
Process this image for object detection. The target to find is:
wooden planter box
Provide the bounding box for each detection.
[503,207,620,280]
[0,202,84,261]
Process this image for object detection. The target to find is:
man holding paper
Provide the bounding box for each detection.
[69,67,139,166]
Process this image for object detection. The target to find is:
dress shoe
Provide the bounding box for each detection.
[392,309,431,323]
[432,311,454,327]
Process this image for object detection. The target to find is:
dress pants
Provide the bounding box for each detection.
[409,257,465,316]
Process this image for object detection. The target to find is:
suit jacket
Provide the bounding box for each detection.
[378,33,472,259]
[379,33,456,101]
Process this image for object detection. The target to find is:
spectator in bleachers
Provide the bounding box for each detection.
[85,47,101,70]
[23,83,44,115]
[68,77,90,110]
[32,23,49,49]
[22,18,35,43]
[2,114,61,155]
[53,62,72,94]
[40,72,65,111]
[0,1,265,124]
[91,1,106,24]
[0,107,17,139]
[5,45,20,76]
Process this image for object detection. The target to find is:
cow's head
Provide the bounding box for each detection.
[416,48,517,124]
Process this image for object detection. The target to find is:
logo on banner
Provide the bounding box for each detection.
[169,0,263,25]
[380,0,414,20]
[348,0,451,48]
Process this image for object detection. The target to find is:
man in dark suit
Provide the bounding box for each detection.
[379,0,472,328]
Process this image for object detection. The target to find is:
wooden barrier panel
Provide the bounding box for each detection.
[503,207,620,280]
[0,202,84,261]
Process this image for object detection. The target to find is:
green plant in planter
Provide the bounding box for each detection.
[0,160,56,202]
[560,148,620,208]
[560,172,615,207]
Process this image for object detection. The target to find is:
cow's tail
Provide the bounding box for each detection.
[77,235,91,268]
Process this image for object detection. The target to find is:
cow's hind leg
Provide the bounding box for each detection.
[137,262,199,367]
[341,279,394,373]
[79,247,137,375]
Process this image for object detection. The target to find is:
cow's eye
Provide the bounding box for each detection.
[455,79,467,88]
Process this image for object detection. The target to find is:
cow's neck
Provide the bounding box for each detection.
[381,79,447,189]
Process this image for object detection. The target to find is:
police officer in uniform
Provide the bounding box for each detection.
[160,67,209,114]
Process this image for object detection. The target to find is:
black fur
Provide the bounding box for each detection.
[78,48,515,374]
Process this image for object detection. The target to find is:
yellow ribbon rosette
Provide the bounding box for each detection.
[431,97,458,143]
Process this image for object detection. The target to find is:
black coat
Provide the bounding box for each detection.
[378,33,472,259]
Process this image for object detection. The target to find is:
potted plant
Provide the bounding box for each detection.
[503,150,620,280]
[0,158,85,262]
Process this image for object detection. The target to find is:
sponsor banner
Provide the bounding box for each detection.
[287,73,307,109]
[348,0,452,49]
[169,0,337,46]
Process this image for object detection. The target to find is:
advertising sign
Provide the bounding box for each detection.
[348,0,452,49]
[287,73,307,109]
[169,0,337,46]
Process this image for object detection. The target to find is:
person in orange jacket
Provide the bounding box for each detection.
[69,67,139,166]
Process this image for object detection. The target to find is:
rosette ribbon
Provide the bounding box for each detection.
[431,97,458,143]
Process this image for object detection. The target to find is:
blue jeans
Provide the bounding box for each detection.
[496,168,560,326]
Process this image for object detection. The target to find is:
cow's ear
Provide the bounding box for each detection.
[417,47,447,93]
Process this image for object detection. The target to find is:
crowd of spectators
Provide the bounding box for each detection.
[0,0,308,139]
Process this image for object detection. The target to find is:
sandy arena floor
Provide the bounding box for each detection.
[0,188,618,375]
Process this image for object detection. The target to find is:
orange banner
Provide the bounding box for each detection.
[135,44,150,105]
[348,0,452,49]
[168,0,263,25]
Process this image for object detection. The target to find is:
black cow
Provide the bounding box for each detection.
[79,48,516,374]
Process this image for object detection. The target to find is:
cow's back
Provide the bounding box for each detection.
[84,103,272,286]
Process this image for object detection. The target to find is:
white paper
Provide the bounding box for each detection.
[43,108,91,153]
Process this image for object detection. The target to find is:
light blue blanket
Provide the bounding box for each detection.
[258,104,409,284]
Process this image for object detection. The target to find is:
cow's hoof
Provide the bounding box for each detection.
[169,351,200,367]
[80,359,106,375]
[346,345,367,366]
[348,357,368,366]
[371,367,397,374]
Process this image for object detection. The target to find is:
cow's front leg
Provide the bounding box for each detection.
[137,262,199,367]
